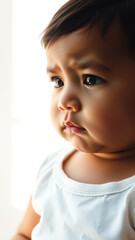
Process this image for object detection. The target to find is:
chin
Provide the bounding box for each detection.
[69,138,104,154]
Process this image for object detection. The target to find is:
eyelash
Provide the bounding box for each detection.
[50,76,64,88]
[50,74,105,88]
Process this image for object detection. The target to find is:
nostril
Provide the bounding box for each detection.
[59,106,65,111]
[58,99,81,112]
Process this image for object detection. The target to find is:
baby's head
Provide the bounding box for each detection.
[43,0,135,155]
[42,0,135,55]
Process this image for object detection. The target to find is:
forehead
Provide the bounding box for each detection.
[46,21,135,77]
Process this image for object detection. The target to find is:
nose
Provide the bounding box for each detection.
[58,86,81,112]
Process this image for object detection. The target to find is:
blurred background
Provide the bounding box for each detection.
[0,0,68,239]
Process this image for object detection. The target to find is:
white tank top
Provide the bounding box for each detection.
[32,145,135,240]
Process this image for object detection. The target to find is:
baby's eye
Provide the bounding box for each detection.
[83,74,105,87]
[51,76,64,88]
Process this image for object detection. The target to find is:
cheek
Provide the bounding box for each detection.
[87,106,120,135]
[85,95,129,142]
[50,94,62,132]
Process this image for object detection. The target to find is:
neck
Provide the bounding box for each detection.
[93,146,135,162]
[63,148,135,184]
[80,148,135,183]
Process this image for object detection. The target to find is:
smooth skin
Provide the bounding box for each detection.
[12,18,135,239]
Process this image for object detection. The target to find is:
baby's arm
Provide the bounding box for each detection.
[11,196,40,240]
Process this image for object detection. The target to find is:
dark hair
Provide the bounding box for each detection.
[42,0,135,55]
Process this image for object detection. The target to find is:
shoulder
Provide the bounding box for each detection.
[32,144,74,214]
[38,144,74,178]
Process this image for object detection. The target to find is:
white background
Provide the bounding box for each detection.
[0,0,68,239]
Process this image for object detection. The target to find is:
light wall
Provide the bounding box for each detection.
[0,0,68,239]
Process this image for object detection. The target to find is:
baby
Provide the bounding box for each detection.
[12,0,135,239]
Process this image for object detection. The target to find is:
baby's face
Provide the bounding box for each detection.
[46,21,135,154]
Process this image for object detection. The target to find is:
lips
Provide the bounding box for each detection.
[63,121,86,134]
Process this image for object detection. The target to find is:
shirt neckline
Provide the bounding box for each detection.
[54,145,135,196]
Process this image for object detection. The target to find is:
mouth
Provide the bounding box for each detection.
[63,121,86,134]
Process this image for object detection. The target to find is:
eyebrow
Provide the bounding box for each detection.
[76,59,112,74]
[47,66,59,74]
[47,59,112,74]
